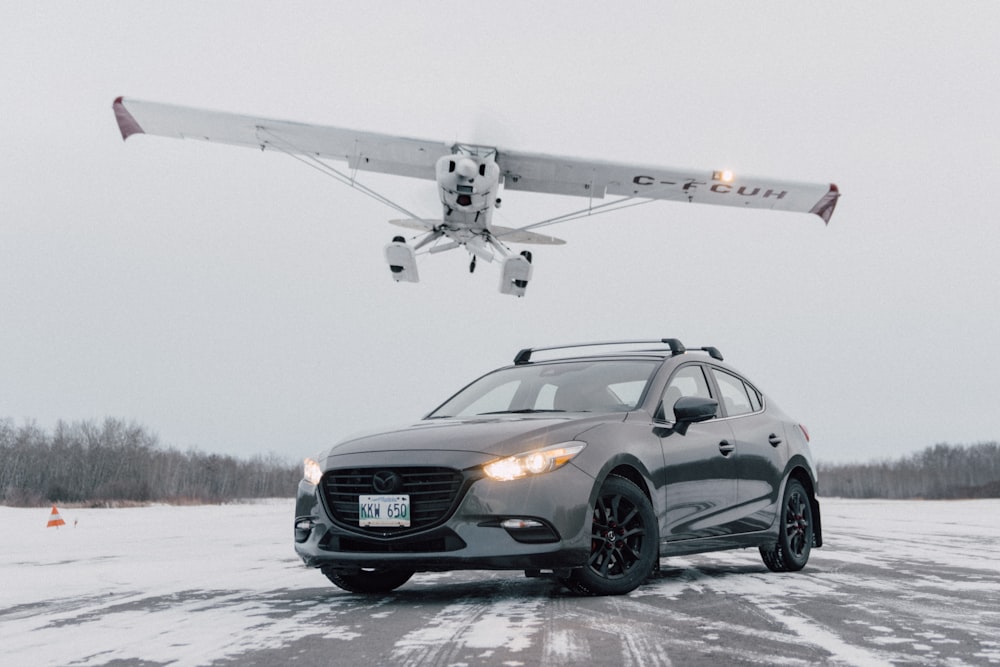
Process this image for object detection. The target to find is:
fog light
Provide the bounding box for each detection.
[294,518,314,543]
[499,518,559,544]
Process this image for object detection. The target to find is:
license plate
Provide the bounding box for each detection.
[359,494,410,527]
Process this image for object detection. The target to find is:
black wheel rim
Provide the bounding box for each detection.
[783,488,811,558]
[587,491,647,580]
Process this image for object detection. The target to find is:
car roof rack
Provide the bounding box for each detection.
[513,338,723,365]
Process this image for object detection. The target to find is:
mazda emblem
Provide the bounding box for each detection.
[372,470,402,494]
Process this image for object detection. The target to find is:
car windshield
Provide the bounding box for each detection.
[427,359,660,418]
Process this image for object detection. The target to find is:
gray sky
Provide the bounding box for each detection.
[3,3,998,464]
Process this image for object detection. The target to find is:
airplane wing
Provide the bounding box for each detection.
[495,150,839,223]
[388,219,438,233]
[114,97,839,223]
[113,97,451,180]
[490,225,565,245]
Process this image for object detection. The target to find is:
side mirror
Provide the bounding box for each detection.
[673,396,718,424]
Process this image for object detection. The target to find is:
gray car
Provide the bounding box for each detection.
[294,338,822,595]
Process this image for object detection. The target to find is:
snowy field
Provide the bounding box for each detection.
[2,498,999,666]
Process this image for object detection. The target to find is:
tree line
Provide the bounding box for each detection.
[817,441,1000,499]
[0,417,301,506]
[5,417,997,505]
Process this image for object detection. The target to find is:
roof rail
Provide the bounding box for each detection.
[513,338,723,364]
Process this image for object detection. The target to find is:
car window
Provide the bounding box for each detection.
[711,369,755,417]
[608,380,647,406]
[531,384,559,410]
[453,380,520,416]
[664,365,713,399]
[659,364,714,421]
[427,359,660,417]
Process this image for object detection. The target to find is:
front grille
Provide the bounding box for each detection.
[321,467,465,535]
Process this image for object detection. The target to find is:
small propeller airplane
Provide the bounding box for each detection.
[113,97,839,297]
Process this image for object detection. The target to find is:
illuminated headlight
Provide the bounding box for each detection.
[483,442,586,481]
[303,458,323,486]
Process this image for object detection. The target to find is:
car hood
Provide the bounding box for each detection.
[322,414,618,463]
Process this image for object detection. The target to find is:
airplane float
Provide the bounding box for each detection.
[113,97,839,297]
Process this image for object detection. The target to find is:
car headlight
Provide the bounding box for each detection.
[303,458,323,486]
[482,442,586,481]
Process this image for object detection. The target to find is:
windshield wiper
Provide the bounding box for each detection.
[477,409,568,415]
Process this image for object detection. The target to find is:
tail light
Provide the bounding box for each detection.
[799,424,810,442]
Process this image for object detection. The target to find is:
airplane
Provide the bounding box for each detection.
[112,97,839,297]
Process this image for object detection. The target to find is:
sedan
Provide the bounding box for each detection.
[294,338,822,595]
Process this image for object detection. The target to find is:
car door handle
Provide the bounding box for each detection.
[719,440,735,456]
[768,433,783,447]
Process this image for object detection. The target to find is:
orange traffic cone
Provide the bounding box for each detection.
[46,505,66,528]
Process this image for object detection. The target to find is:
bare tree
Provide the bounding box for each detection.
[0,417,300,506]
[818,442,1000,499]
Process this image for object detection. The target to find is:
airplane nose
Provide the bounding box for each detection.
[456,158,478,179]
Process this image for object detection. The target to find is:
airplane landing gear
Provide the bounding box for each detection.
[384,236,419,283]
[514,251,532,289]
[499,250,533,297]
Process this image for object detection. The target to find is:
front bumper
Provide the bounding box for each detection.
[293,460,595,572]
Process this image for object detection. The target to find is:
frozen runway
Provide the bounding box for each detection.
[2,498,998,666]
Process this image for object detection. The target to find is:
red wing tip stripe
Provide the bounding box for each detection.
[810,184,840,225]
[113,96,145,140]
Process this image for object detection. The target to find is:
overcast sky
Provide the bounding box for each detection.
[3,3,998,464]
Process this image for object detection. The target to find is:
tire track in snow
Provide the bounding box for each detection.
[390,587,545,666]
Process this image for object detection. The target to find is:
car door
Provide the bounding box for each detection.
[708,367,786,533]
[655,363,739,542]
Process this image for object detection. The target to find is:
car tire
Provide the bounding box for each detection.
[322,566,415,593]
[760,478,813,572]
[561,475,658,596]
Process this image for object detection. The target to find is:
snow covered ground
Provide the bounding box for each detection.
[1,498,999,666]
